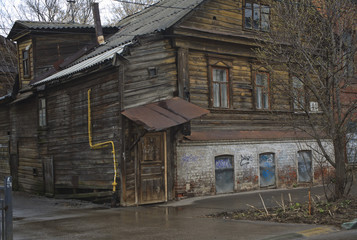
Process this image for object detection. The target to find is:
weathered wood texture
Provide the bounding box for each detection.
[123,38,178,109]
[0,105,10,179]
[44,67,121,193]
[10,97,43,193]
[172,0,293,133]
[34,34,97,77]
[17,39,34,87]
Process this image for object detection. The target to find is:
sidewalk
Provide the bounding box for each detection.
[11,186,357,240]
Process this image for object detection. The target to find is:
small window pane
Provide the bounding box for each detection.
[213,83,220,107]
[213,69,227,82]
[39,98,46,127]
[261,13,270,31]
[262,5,270,14]
[256,73,267,86]
[263,92,269,109]
[221,84,228,108]
[245,8,252,29]
[256,87,262,109]
[253,4,260,30]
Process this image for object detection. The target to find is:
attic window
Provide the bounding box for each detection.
[22,49,30,77]
[148,67,158,77]
[244,1,270,31]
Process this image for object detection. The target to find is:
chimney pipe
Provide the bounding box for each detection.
[92,2,105,45]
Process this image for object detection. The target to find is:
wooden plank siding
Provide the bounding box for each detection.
[172,0,293,133]
[44,67,121,194]
[0,105,10,179]
[123,37,178,109]
[9,97,43,193]
[34,34,97,78]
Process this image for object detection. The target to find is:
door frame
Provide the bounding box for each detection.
[135,131,167,205]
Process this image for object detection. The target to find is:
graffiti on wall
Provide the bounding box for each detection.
[215,157,233,170]
[181,154,199,164]
[240,155,252,167]
[259,153,276,187]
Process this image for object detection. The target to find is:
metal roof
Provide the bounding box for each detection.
[13,21,94,29]
[76,0,206,62]
[33,43,130,85]
[122,97,209,131]
[7,21,118,40]
[32,0,206,85]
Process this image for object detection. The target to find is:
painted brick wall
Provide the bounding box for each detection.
[176,140,334,198]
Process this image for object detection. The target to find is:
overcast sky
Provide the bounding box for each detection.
[0,0,118,36]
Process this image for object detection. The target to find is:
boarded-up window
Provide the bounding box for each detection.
[245,1,270,31]
[212,67,229,108]
[298,150,312,182]
[259,153,275,187]
[255,72,269,110]
[215,155,234,194]
[39,98,46,127]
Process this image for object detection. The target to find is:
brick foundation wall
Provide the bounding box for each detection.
[175,140,333,198]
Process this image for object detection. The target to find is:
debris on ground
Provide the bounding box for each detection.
[208,196,357,228]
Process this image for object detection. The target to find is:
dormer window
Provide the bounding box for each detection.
[244,1,270,31]
[22,49,30,77]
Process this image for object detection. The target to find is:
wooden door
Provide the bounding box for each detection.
[43,157,54,196]
[138,132,166,204]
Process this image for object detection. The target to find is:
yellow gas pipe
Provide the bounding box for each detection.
[87,89,118,192]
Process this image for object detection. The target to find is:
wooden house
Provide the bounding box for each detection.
[1,0,339,206]
[1,21,117,193]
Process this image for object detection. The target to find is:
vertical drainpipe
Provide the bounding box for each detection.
[92,2,105,45]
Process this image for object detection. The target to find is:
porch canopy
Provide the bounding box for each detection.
[122,97,209,131]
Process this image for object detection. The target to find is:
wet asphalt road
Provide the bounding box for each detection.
[12,186,357,240]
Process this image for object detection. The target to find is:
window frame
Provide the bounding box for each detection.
[244,0,270,32]
[254,71,270,110]
[292,76,306,112]
[22,49,30,78]
[211,66,230,109]
[38,97,47,128]
[342,32,354,77]
[207,56,233,109]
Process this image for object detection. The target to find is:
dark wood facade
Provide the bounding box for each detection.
[1,0,344,205]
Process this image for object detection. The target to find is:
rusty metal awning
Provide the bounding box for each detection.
[122,97,209,131]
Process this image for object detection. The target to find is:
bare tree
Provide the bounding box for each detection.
[107,0,158,24]
[255,0,357,199]
[9,0,95,24]
[0,36,17,96]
